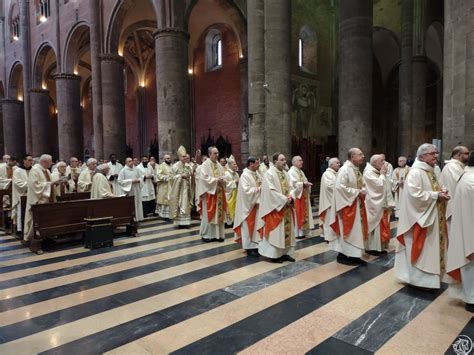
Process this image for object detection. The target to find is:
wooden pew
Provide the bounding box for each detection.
[56,192,91,202]
[31,196,137,253]
[0,188,12,232]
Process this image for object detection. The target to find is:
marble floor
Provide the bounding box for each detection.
[0,205,471,354]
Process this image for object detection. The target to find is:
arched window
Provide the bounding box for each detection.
[9,4,20,42]
[38,0,51,23]
[205,29,223,71]
[11,17,20,41]
[298,26,317,74]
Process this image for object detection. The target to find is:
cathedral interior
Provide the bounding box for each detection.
[0,0,473,354]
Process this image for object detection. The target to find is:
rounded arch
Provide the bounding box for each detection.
[0,80,5,99]
[372,26,400,88]
[187,0,247,65]
[8,61,23,99]
[105,0,158,54]
[63,21,91,73]
[32,42,58,88]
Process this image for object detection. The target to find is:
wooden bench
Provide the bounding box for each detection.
[56,192,91,202]
[31,196,137,253]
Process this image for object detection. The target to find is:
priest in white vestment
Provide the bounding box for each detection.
[12,154,33,236]
[328,148,368,266]
[233,156,261,256]
[364,154,395,255]
[78,158,97,192]
[155,155,173,219]
[258,155,273,176]
[107,154,124,195]
[91,164,114,199]
[257,153,296,262]
[118,157,144,221]
[197,146,227,241]
[392,156,410,218]
[0,156,17,210]
[24,155,62,254]
[289,156,314,239]
[447,152,474,312]
[51,161,74,199]
[439,146,469,232]
[318,158,341,241]
[224,155,239,225]
[137,156,156,217]
[394,143,450,289]
[169,147,193,227]
[67,157,81,192]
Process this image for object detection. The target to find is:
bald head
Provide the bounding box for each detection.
[451,145,470,164]
[328,158,341,172]
[347,148,365,167]
[292,156,303,169]
[397,156,407,167]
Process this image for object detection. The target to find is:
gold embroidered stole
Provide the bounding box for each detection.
[296,168,310,230]
[210,162,226,224]
[277,170,292,247]
[426,170,447,274]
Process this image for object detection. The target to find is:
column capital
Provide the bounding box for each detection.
[30,88,50,95]
[53,73,81,81]
[99,53,125,63]
[153,28,189,41]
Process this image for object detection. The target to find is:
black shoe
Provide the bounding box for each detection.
[378,250,388,256]
[465,303,474,313]
[407,284,436,292]
[336,253,353,265]
[366,250,379,256]
[281,255,296,262]
[201,237,216,243]
[246,249,259,257]
[216,238,225,242]
[349,257,367,266]
[270,257,283,263]
[296,236,306,240]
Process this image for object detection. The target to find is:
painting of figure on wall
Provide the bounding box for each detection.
[291,77,320,138]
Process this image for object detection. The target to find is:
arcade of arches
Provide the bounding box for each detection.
[0,0,473,182]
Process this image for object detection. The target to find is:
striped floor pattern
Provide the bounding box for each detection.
[0,204,472,354]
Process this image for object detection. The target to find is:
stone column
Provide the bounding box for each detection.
[411,55,427,149]
[338,0,373,158]
[30,88,52,156]
[154,28,190,158]
[240,57,249,165]
[399,0,414,156]
[19,0,32,153]
[55,74,83,160]
[100,54,126,160]
[264,0,292,158]
[1,100,25,157]
[247,0,266,157]
[442,0,474,160]
[410,0,427,153]
[89,0,104,159]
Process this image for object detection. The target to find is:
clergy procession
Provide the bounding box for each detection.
[0,143,472,316]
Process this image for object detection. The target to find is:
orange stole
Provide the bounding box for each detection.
[258,208,287,239]
[396,223,427,264]
[380,209,391,243]
[319,210,326,233]
[294,192,307,230]
[205,188,227,222]
[234,205,258,242]
[330,198,368,239]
